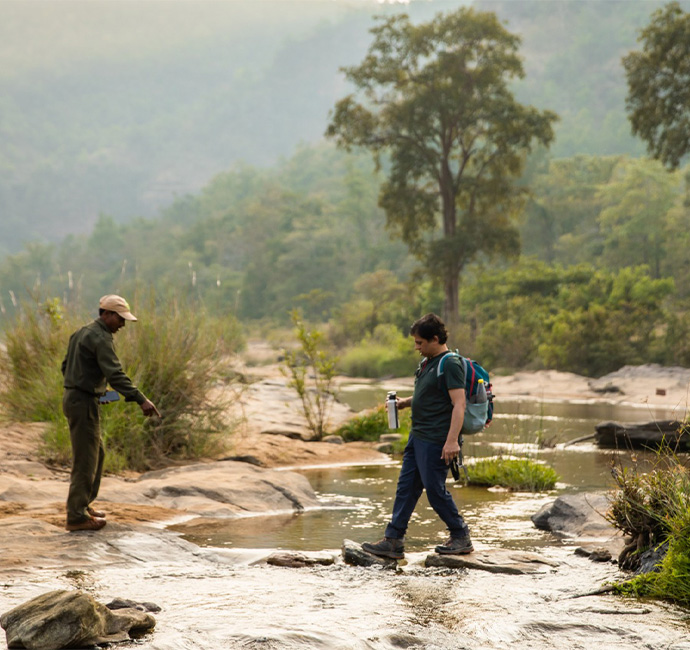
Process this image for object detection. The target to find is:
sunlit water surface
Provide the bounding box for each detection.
[141,393,690,650]
[5,393,688,650]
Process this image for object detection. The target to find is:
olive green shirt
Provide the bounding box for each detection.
[410,352,465,444]
[61,318,146,405]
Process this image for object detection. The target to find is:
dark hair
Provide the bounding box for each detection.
[409,313,448,344]
[99,308,105,316]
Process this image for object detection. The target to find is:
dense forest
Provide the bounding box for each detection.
[2,0,690,379]
[2,0,685,255]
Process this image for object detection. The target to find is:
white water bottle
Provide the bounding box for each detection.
[386,391,399,430]
[475,379,487,404]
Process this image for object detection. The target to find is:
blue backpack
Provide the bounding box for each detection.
[437,351,494,435]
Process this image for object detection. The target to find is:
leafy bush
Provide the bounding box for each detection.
[465,457,559,491]
[0,298,78,423]
[1,295,244,472]
[335,405,411,442]
[608,452,690,606]
[282,310,337,441]
[337,324,418,378]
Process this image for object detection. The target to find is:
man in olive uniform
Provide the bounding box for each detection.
[362,313,473,559]
[62,294,160,532]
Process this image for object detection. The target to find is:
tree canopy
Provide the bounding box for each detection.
[326,7,557,326]
[624,2,690,169]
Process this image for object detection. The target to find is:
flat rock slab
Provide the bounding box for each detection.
[265,551,336,568]
[425,549,560,574]
[342,539,397,569]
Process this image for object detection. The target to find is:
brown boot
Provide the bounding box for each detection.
[66,517,107,532]
[87,506,106,518]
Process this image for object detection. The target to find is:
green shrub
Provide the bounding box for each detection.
[608,453,690,606]
[0,298,79,424]
[465,457,559,491]
[1,295,244,472]
[336,405,411,443]
[337,324,417,378]
[282,310,337,441]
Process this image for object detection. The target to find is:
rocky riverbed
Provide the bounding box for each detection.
[2,358,690,649]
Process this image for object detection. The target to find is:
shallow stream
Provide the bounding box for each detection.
[6,392,689,649]
[143,391,690,649]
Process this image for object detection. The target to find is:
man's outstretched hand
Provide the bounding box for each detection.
[141,399,162,418]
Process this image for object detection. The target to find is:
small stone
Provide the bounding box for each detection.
[322,435,344,445]
[379,434,403,443]
[106,598,161,613]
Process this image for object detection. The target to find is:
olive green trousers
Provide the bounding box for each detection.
[63,389,105,525]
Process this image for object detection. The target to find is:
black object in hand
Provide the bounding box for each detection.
[450,456,461,481]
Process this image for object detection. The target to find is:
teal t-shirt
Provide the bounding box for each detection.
[410,352,466,444]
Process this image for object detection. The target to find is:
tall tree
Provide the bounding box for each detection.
[624,2,690,169]
[326,8,557,326]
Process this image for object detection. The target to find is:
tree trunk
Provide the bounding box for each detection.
[440,159,459,328]
[444,273,459,329]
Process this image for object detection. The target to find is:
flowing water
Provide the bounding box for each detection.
[141,391,689,650]
[6,392,689,649]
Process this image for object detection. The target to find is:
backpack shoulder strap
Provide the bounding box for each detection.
[436,350,460,379]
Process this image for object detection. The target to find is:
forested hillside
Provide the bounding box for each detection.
[1,0,686,255]
[3,0,690,378]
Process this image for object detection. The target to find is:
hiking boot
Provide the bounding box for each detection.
[435,534,474,555]
[361,537,405,559]
[87,506,106,518]
[66,517,107,532]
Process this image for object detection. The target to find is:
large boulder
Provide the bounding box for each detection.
[531,493,616,538]
[0,590,155,650]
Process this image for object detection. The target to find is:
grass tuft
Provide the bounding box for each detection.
[465,457,559,491]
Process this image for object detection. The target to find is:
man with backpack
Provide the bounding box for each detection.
[362,313,474,559]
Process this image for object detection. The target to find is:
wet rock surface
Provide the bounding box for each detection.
[594,420,690,451]
[342,539,398,568]
[265,551,336,568]
[532,493,615,538]
[425,549,559,574]
[0,589,155,650]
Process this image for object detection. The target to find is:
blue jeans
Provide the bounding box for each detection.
[384,435,469,540]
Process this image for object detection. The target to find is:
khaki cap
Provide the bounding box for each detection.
[99,294,137,321]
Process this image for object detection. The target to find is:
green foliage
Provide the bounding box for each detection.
[624,2,690,169]
[465,457,559,491]
[608,451,690,606]
[538,266,674,376]
[335,406,412,443]
[282,311,338,441]
[0,296,243,472]
[334,405,411,455]
[326,6,557,326]
[0,144,413,327]
[107,296,242,467]
[459,260,675,376]
[596,158,682,278]
[0,298,79,423]
[337,324,418,379]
